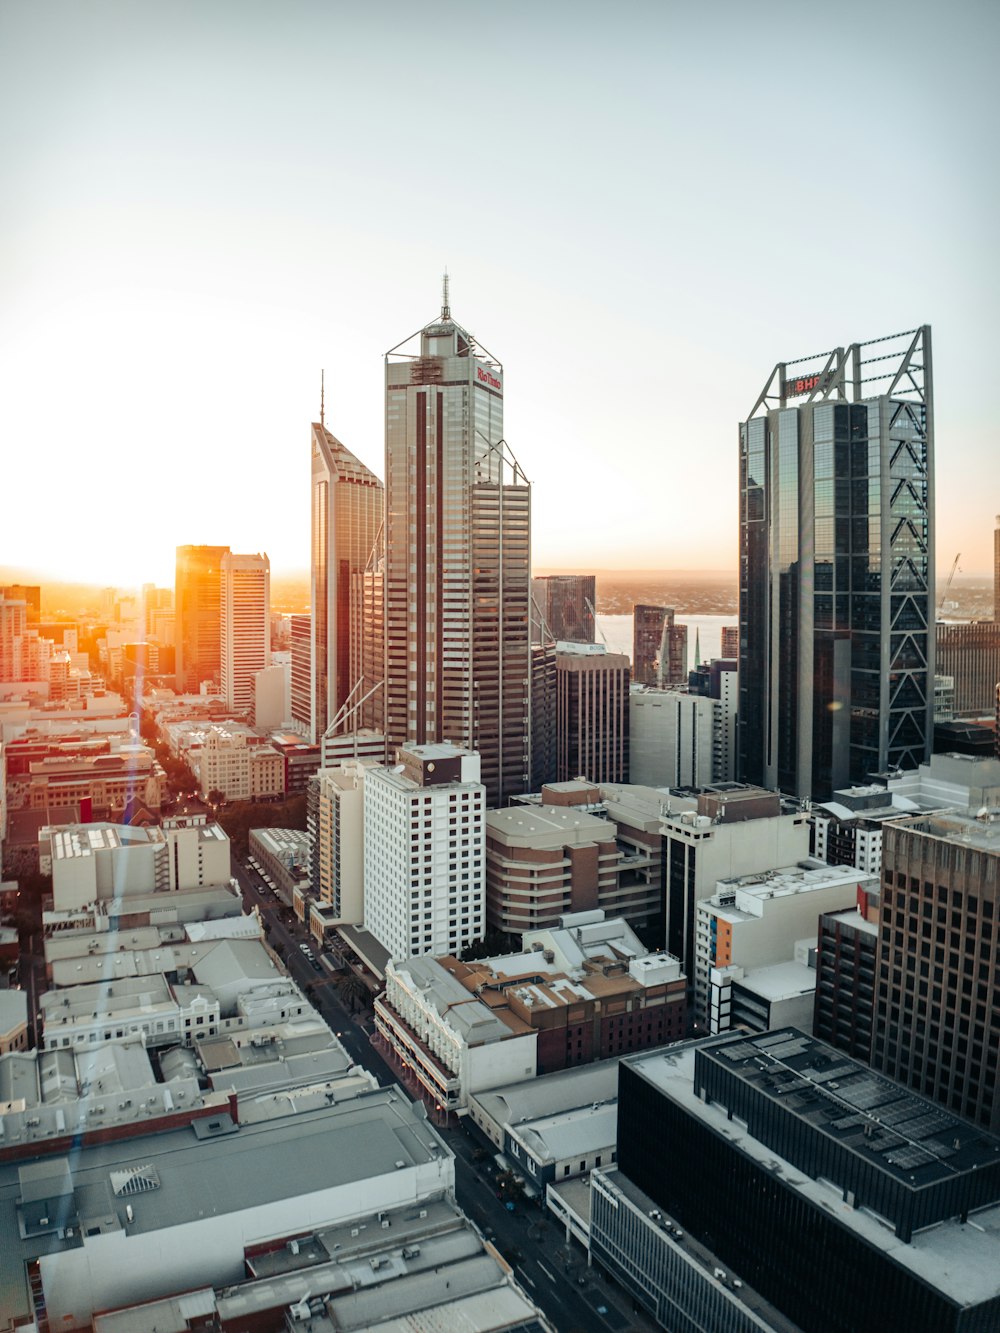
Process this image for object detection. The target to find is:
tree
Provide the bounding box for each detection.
[337,973,370,1013]
[207,788,225,807]
[495,1169,525,1205]
[460,927,515,962]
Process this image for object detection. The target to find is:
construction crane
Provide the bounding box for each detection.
[937,552,961,615]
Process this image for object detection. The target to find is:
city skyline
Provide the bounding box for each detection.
[2,2,999,584]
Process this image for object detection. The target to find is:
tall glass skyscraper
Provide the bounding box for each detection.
[384,287,531,806]
[308,421,383,742]
[175,544,229,694]
[738,326,934,799]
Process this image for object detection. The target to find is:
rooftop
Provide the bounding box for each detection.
[713,860,875,908]
[512,1100,618,1166]
[95,1197,545,1333]
[734,959,816,1003]
[486,805,615,845]
[889,809,1000,855]
[471,1059,621,1132]
[0,1087,454,1327]
[696,1030,1000,1189]
[390,956,517,1046]
[626,1037,1000,1305]
[822,906,879,938]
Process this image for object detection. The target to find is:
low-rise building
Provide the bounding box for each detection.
[376,912,686,1113]
[249,826,310,901]
[41,818,232,912]
[195,726,284,802]
[695,860,873,1032]
[0,1040,222,1160]
[375,954,537,1115]
[39,936,310,1053]
[0,990,28,1054]
[22,745,165,818]
[471,1058,622,1197]
[90,1196,549,1333]
[470,1056,620,1148]
[0,1085,458,1331]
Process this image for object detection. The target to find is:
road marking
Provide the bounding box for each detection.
[519,1272,536,1288]
[537,1261,558,1284]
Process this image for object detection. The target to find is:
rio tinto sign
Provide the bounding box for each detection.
[476,366,502,392]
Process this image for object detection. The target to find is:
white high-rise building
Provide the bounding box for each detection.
[220,552,270,715]
[364,743,485,961]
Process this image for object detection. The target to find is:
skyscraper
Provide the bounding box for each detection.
[309,420,383,743]
[531,574,595,643]
[632,604,686,686]
[877,811,1000,1132]
[384,285,530,806]
[175,544,229,693]
[289,612,311,733]
[220,551,270,714]
[739,326,934,799]
[556,643,630,784]
[935,620,1000,717]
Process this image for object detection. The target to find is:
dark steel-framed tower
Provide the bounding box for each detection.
[384,285,531,807]
[738,326,934,799]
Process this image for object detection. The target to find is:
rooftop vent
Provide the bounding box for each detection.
[110,1164,161,1196]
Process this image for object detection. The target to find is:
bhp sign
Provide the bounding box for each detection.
[476,367,502,391]
[785,372,827,398]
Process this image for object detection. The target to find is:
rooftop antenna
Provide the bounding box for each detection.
[442,269,450,320]
[320,369,325,427]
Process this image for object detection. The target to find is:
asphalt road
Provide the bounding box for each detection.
[231,854,652,1333]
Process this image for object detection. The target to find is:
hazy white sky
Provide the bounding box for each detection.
[1,0,997,584]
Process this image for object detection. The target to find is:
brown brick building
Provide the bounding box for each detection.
[485,784,659,940]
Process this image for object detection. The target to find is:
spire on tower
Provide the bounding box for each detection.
[694,627,701,669]
[320,370,325,427]
[442,269,450,320]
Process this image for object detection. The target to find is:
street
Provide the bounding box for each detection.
[231,854,655,1333]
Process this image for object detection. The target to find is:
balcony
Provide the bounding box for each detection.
[373,1001,461,1096]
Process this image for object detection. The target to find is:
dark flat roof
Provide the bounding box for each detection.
[699,1030,1000,1189]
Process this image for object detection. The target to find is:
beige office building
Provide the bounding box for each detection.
[220,551,270,716]
[384,290,531,807]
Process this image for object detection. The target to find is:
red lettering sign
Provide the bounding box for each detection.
[476,367,502,391]
[786,373,823,398]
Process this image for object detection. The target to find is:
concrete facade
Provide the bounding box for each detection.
[364,744,485,962]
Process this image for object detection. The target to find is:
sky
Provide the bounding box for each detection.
[1,0,998,585]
